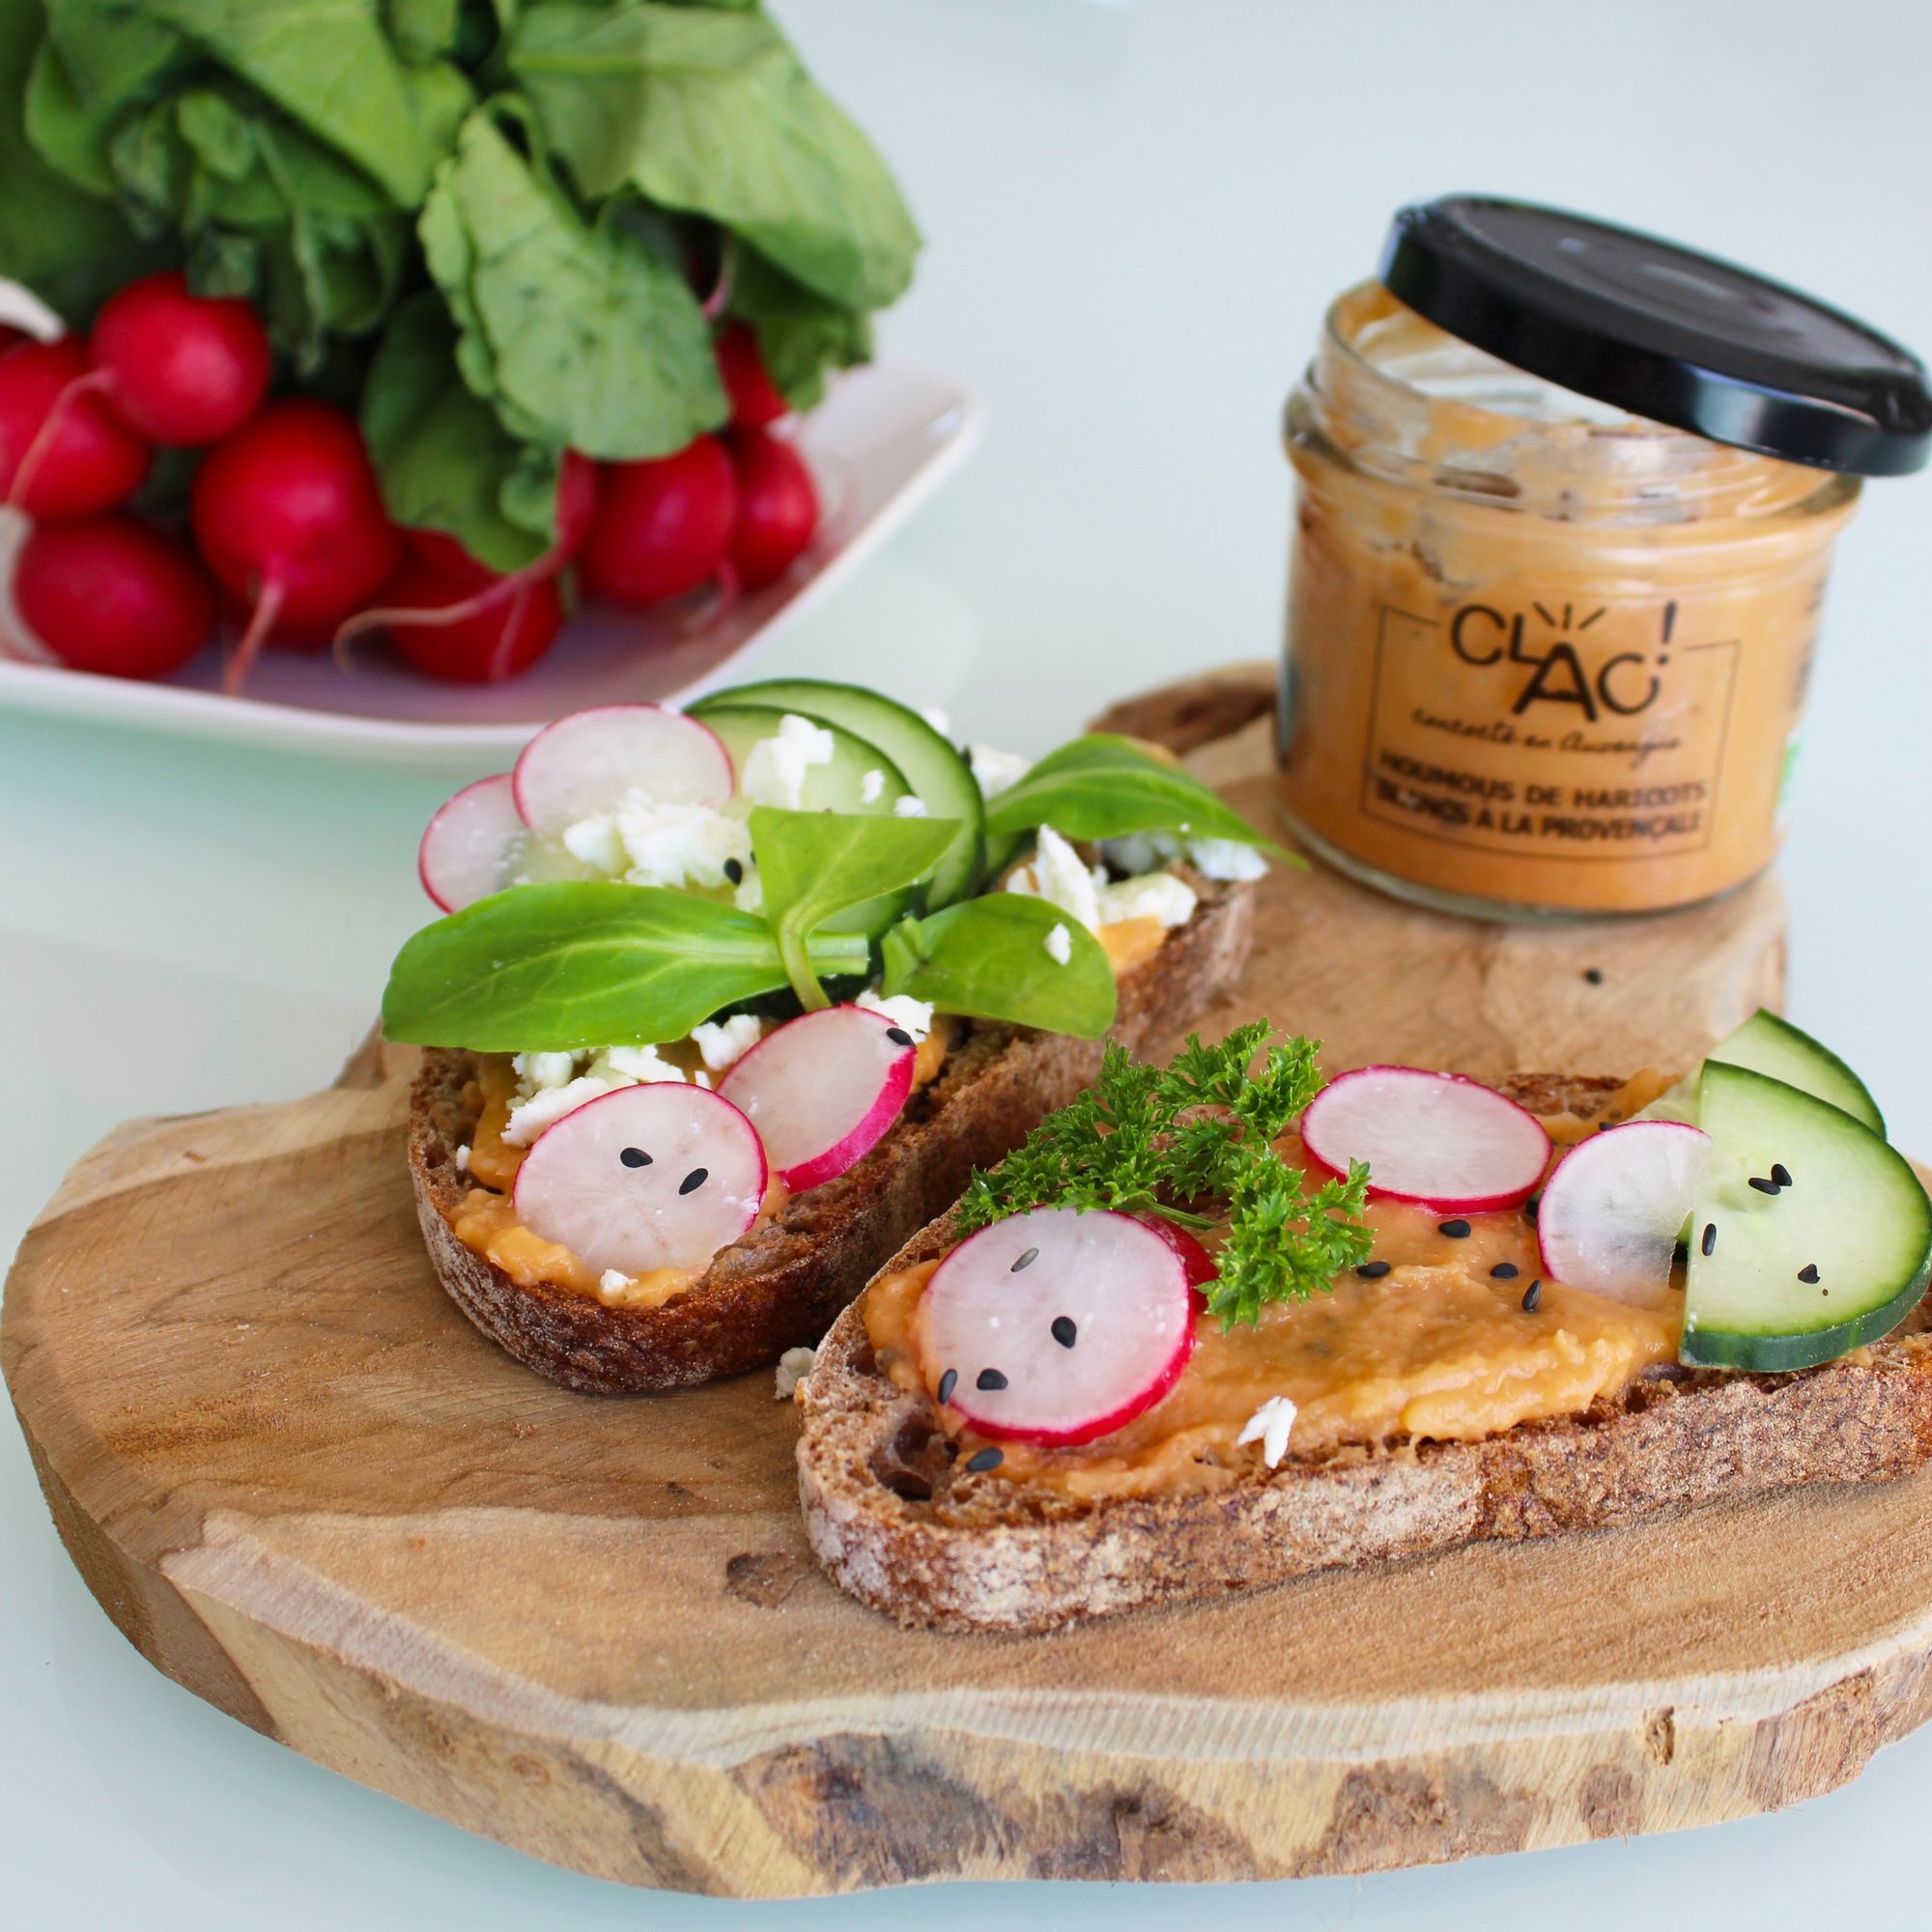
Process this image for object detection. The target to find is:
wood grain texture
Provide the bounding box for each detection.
[12,665,1908,1902]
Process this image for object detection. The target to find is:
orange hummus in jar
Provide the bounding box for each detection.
[1277,200,1930,920]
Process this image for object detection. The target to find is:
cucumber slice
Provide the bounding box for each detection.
[696,702,911,814]
[698,679,984,907]
[1641,1009,1884,1136]
[1681,1062,1931,1371]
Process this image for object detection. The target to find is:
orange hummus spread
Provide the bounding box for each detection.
[865,1086,1683,1500]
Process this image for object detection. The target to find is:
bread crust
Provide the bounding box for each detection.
[407,878,1254,1394]
[795,1073,1932,1633]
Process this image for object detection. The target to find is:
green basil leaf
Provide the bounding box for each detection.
[984,733,1292,856]
[361,292,555,573]
[509,2,920,312]
[421,109,725,459]
[881,895,1117,1039]
[749,807,959,1009]
[382,881,871,1052]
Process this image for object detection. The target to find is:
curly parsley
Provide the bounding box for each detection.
[953,1022,1373,1328]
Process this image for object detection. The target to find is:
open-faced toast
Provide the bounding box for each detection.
[795,1071,1932,1634]
[408,876,1254,1394]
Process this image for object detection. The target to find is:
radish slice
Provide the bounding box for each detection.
[512,1082,765,1276]
[1135,1213,1217,1291]
[1538,1120,1712,1307]
[923,1208,1197,1447]
[719,1005,915,1192]
[1301,1065,1550,1212]
[418,773,526,913]
[512,703,733,837]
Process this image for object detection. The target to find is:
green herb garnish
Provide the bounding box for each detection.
[953,1022,1372,1328]
[882,893,1117,1038]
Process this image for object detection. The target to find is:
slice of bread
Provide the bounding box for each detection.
[796,1073,1932,1633]
[407,877,1254,1395]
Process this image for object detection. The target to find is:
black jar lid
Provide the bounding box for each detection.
[1378,196,1931,477]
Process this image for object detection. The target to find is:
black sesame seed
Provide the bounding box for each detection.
[1583,967,1605,986]
[964,1446,1004,1474]
[1490,1262,1520,1280]
[678,1167,708,1195]
[975,1367,1009,1392]
[619,1146,651,1169]
[1772,1163,1793,1189]
[1521,1279,1543,1313]
[1010,1246,1039,1273]
[1798,1263,1820,1284]
[1701,1222,1718,1257]
[1355,1260,1392,1279]
[724,858,744,885]
[1438,1219,1472,1238]
[886,1026,914,1047]
[1051,1316,1078,1349]
[1748,1176,1781,1196]
[936,1368,957,1405]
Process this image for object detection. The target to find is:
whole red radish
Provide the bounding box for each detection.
[90,272,271,445]
[406,448,599,582]
[375,554,562,683]
[14,515,213,679]
[727,430,819,590]
[190,398,401,692]
[715,323,788,430]
[0,337,150,518]
[580,436,735,606]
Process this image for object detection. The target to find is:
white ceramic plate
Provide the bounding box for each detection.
[0,356,979,775]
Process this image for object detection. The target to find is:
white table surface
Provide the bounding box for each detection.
[6,2,1931,1924]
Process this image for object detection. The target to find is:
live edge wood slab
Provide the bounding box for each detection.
[19,662,1923,1900]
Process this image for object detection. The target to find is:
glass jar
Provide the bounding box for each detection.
[1276,282,1863,920]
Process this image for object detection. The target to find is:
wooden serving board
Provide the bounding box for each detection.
[22,665,1928,1902]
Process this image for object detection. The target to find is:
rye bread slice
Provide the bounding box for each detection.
[795,1073,1932,1634]
[407,877,1254,1395]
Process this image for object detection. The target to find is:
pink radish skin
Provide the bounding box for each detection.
[1301,1065,1551,1213]
[376,554,561,685]
[512,703,734,837]
[13,515,214,679]
[513,1082,766,1277]
[1135,1213,1217,1292]
[727,430,820,591]
[89,272,271,445]
[580,436,736,606]
[189,399,401,693]
[923,1208,1197,1448]
[719,1006,915,1192]
[0,337,150,517]
[418,773,526,913]
[1538,1121,1712,1308]
[715,324,789,429]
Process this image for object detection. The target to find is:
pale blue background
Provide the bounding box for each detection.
[6,1,1931,1924]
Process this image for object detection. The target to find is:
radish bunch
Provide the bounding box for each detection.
[6,282,823,690]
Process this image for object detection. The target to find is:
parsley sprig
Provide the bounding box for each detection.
[953,1022,1373,1328]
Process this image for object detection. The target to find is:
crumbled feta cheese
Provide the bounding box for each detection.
[691,1013,764,1072]
[1185,837,1268,882]
[589,1043,689,1086]
[857,990,934,1040]
[739,712,836,810]
[1095,869,1197,930]
[1009,824,1103,931]
[560,814,627,875]
[612,795,754,892]
[860,768,886,805]
[1044,922,1072,965]
[513,1050,578,1094]
[733,870,764,914]
[503,1073,617,1146]
[968,744,1031,801]
[454,1143,471,1173]
[775,1345,817,1400]
[893,793,928,817]
[599,1268,634,1301]
[1237,1396,1297,1469]
[920,705,952,737]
